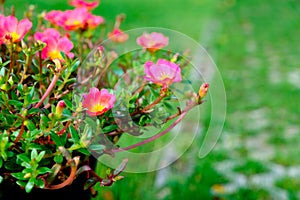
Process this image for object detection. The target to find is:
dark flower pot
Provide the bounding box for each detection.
[0,174,92,200]
[0,158,98,200]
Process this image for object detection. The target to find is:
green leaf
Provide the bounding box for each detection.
[54,154,63,164]
[12,172,27,180]
[37,167,52,175]
[30,129,41,138]
[69,125,79,143]
[27,108,40,115]
[17,154,30,164]
[50,132,63,146]
[22,168,33,174]
[25,119,36,131]
[27,86,35,103]
[36,151,45,163]
[76,165,91,176]
[25,178,35,193]
[83,177,98,190]
[0,158,3,168]
[113,158,128,176]
[35,178,45,188]
[102,124,118,133]
[0,175,3,184]
[8,100,23,108]
[61,132,68,146]
[70,60,80,73]
[5,160,20,171]
[1,60,11,67]
[17,83,23,93]
[63,98,73,110]
[89,144,105,152]
[16,180,27,187]
[0,65,5,76]
[21,161,32,169]
[31,149,38,160]
[77,148,90,155]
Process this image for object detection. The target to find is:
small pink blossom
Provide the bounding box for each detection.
[45,8,104,31]
[0,15,32,44]
[69,0,99,10]
[82,87,116,116]
[144,59,182,87]
[136,32,168,52]
[45,10,63,27]
[107,28,128,43]
[34,28,74,60]
[85,14,104,29]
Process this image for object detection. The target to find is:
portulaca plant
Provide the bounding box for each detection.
[0,0,209,195]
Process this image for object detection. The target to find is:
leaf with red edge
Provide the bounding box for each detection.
[83,177,98,190]
[76,165,92,176]
[113,158,128,176]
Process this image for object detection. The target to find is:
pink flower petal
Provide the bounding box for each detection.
[144,59,182,87]
[3,16,18,33]
[16,18,32,38]
[57,37,74,53]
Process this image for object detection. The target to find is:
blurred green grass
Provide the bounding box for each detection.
[5,0,300,199]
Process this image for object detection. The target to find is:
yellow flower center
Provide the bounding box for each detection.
[91,104,105,113]
[48,50,62,60]
[159,73,171,80]
[11,32,20,42]
[66,19,82,27]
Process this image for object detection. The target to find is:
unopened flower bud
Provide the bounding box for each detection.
[170,53,179,63]
[55,100,66,118]
[24,173,31,179]
[198,83,209,99]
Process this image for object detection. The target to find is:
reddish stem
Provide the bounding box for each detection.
[112,109,189,153]
[34,74,59,108]
[141,92,166,113]
[13,120,24,143]
[44,157,79,190]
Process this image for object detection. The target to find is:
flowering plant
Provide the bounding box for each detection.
[0,0,209,196]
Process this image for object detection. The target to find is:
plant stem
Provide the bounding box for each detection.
[13,120,25,144]
[44,157,79,190]
[131,89,167,116]
[34,74,59,108]
[112,108,190,153]
[20,54,30,83]
[8,44,14,77]
[38,51,44,89]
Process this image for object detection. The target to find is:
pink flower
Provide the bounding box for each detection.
[144,59,182,87]
[34,28,74,60]
[85,14,104,29]
[69,0,99,10]
[82,87,116,116]
[136,32,168,52]
[0,15,32,44]
[107,28,128,43]
[45,8,104,31]
[44,10,63,27]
